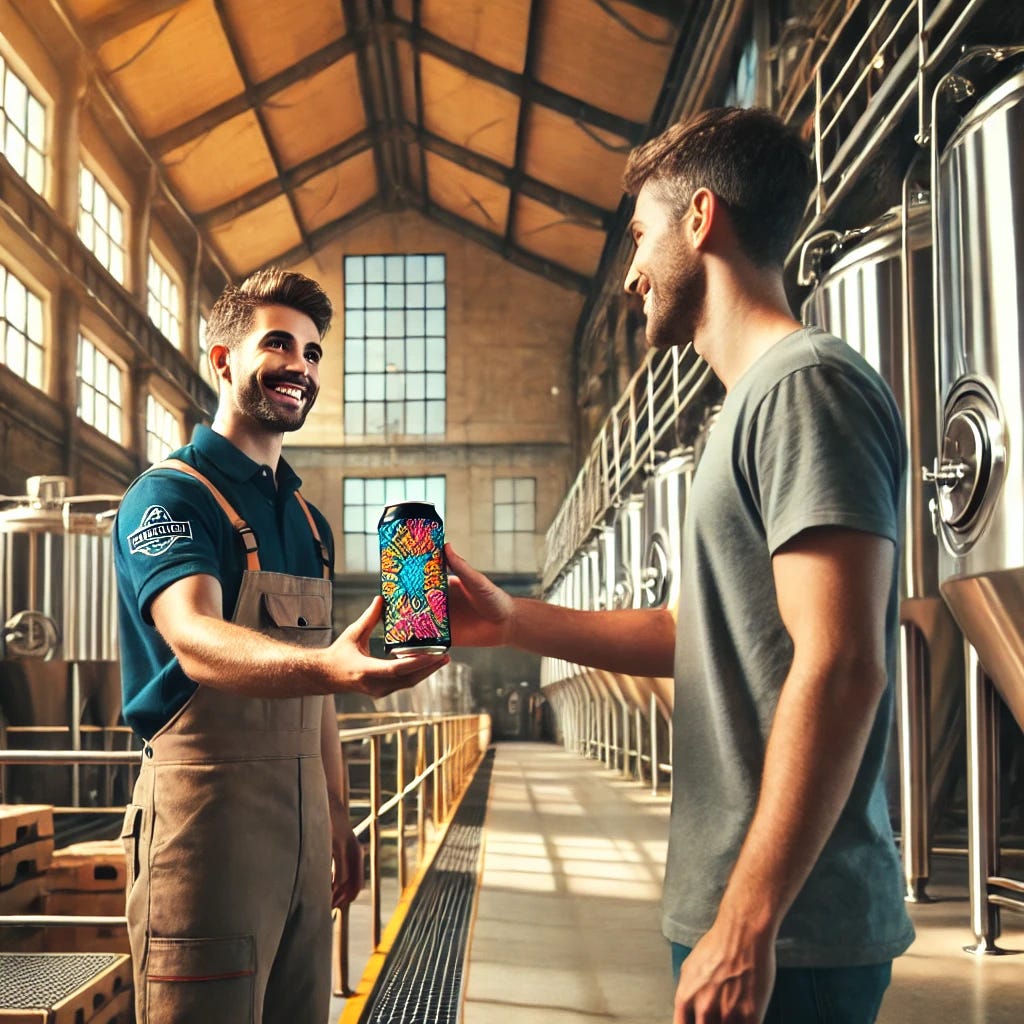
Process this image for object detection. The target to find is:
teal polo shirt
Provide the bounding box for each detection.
[114,425,335,739]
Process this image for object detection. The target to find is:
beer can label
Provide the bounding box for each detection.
[379,512,450,651]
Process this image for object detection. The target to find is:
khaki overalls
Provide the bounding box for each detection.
[121,461,335,1023]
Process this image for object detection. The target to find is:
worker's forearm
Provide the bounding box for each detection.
[717,657,887,939]
[163,612,332,697]
[508,600,676,678]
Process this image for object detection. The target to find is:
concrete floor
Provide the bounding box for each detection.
[461,743,1024,1024]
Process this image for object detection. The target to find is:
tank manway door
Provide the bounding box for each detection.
[923,379,1006,553]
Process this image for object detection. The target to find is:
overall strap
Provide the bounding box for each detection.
[152,458,260,571]
[293,491,331,580]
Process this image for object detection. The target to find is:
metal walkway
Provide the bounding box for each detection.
[344,742,1024,1024]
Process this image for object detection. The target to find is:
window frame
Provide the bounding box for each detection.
[343,253,447,439]
[341,474,447,573]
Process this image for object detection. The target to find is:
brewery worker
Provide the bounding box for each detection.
[114,268,447,1024]
[446,107,914,1024]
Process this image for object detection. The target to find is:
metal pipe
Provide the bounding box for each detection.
[898,622,932,900]
[963,643,1002,954]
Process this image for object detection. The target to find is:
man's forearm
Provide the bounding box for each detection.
[161,611,334,697]
[716,657,887,939]
[509,601,676,678]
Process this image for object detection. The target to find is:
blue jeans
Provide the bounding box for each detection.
[671,943,892,1024]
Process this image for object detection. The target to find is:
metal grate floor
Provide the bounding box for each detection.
[0,952,124,1007]
[359,749,495,1024]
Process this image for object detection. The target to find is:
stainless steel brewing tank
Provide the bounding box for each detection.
[611,494,645,610]
[0,488,119,662]
[800,202,964,822]
[639,448,695,611]
[932,70,1024,729]
[800,203,940,602]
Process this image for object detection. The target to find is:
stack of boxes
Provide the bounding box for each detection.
[42,840,129,954]
[0,805,54,952]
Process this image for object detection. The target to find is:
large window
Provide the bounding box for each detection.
[78,165,125,283]
[146,394,182,464]
[343,254,446,437]
[76,334,123,443]
[0,265,44,390]
[342,475,446,572]
[0,54,46,195]
[147,251,181,348]
[493,477,536,571]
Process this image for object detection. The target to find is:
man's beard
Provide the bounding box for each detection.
[236,371,317,432]
[645,240,706,351]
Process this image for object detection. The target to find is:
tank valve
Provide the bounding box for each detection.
[921,459,968,484]
[3,610,59,659]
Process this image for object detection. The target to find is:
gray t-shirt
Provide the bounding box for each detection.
[663,326,915,967]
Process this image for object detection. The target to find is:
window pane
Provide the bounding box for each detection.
[405,403,424,433]
[385,255,404,282]
[495,506,514,531]
[346,339,365,372]
[494,478,513,504]
[346,309,365,337]
[346,375,364,401]
[425,401,445,434]
[366,478,385,504]
[345,256,364,283]
[365,255,385,282]
[406,255,425,282]
[365,374,384,401]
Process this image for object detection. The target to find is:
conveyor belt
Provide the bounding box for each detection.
[358,749,494,1024]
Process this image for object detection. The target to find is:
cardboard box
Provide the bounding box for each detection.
[0,837,53,888]
[46,842,126,894]
[0,806,54,851]
[0,875,44,915]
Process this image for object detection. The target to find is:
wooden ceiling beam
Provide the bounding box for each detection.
[611,0,681,22]
[84,0,188,46]
[269,196,386,270]
[150,34,360,156]
[199,130,375,229]
[505,0,544,260]
[210,0,314,260]
[388,18,645,144]
[415,127,611,230]
[198,124,611,232]
[426,202,590,294]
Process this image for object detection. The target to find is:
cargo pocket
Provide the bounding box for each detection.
[146,935,255,1024]
[120,804,143,894]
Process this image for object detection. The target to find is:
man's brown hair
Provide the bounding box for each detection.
[206,267,333,351]
[623,107,813,267]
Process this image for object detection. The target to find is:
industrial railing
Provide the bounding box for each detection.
[0,712,490,999]
[543,345,712,588]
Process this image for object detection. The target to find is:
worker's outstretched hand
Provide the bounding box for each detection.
[445,544,515,649]
[329,596,448,698]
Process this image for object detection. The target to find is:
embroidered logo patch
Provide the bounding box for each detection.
[128,505,193,556]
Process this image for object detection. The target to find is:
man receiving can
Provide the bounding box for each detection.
[446,107,914,1024]
[114,268,447,1024]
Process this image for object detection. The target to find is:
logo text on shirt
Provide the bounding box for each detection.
[128,505,193,556]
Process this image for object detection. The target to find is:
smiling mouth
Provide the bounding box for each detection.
[263,379,308,408]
